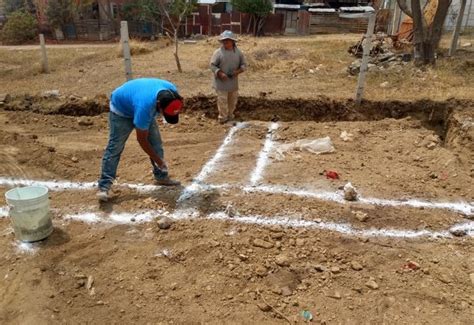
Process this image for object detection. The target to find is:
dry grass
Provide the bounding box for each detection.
[0,33,473,101]
[116,39,163,57]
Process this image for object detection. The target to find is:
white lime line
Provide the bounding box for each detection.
[207,212,473,239]
[249,122,279,186]
[64,209,168,224]
[177,122,247,202]
[60,208,474,239]
[242,184,473,216]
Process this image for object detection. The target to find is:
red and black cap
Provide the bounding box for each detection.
[157,90,183,124]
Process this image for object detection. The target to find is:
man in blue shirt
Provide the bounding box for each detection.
[97,78,183,202]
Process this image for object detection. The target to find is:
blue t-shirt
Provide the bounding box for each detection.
[110,78,178,130]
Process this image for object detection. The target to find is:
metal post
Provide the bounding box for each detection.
[390,2,402,35]
[449,0,467,57]
[39,34,49,74]
[464,0,473,31]
[355,13,376,105]
[120,21,133,81]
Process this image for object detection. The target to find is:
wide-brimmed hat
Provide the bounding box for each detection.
[219,30,238,42]
[157,90,183,124]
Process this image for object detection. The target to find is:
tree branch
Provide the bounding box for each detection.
[396,0,413,18]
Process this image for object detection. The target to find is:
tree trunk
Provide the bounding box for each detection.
[174,32,182,73]
[411,0,426,65]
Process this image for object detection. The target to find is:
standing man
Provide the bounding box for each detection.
[97,78,183,202]
[210,30,247,124]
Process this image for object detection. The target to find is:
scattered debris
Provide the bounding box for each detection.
[257,290,292,324]
[71,156,79,163]
[462,42,472,48]
[325,170,339,180]
[470,273,474,286]
[380,81,389,88]
[403,261,421,271]
[275,137,335,160]
[343,183,359,201]
[340,131,354,142]
[301,310,313,321]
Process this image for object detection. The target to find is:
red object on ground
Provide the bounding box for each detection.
[325,171,339,180]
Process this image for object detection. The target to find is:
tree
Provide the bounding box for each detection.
[121,0,161,25]
[231,0,273,36]
[4,0,36,15]
[1,10,37,44]
[158,0,197,73]
[397,0,452,65]
[45,0,75,35]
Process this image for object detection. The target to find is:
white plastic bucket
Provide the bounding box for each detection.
[5,186,53,242]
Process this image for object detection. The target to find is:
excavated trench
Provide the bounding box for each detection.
[2,94,473,150]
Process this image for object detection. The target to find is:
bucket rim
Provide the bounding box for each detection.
[5,186,49,201]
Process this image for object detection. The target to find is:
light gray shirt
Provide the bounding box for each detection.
[210,46,247,92]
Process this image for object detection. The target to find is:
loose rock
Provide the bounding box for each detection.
[252,238,274,249]
[275,254,290,267]
[344,183,358,201]
[78,117,94,126]
[353,210,369,222]
[157,217,173,230]
[330,266,341,274]
[257,303,271,312]
[365,279,379,290]
[351,261,363,271]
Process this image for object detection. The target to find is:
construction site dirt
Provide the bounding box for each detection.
[0,93,473,324]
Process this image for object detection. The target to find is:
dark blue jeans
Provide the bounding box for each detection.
[98,112,168,191]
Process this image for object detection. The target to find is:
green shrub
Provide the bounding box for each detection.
[1,11,37,45]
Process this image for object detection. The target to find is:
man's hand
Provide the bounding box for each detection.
[136,129,166,168]
[233,68,243,76]
[217,70,228,81]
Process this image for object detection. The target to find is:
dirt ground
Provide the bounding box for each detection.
[0,34,473,324]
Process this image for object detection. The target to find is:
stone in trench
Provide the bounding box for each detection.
[78,117,94,126]
[344,183,358,201]
[257,303,271,312]
[255,265,268,277]
[275,254,290,267]
[450,229,467,237]
[314,264,327,272]
[71,156,79,163]
[351,261,363,271]
[252,238,274,249]
[365,279,379,290]
[353,211,369,222]
[157,217,173,230]
[330,266,341,274]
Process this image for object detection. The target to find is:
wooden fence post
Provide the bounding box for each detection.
[355,13,376,105]
[39,34,49,74]
[120,21,133,81]
[448,0,467,57]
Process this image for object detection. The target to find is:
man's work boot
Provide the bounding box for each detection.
[96,189,110,202]
[156,177,181,186]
